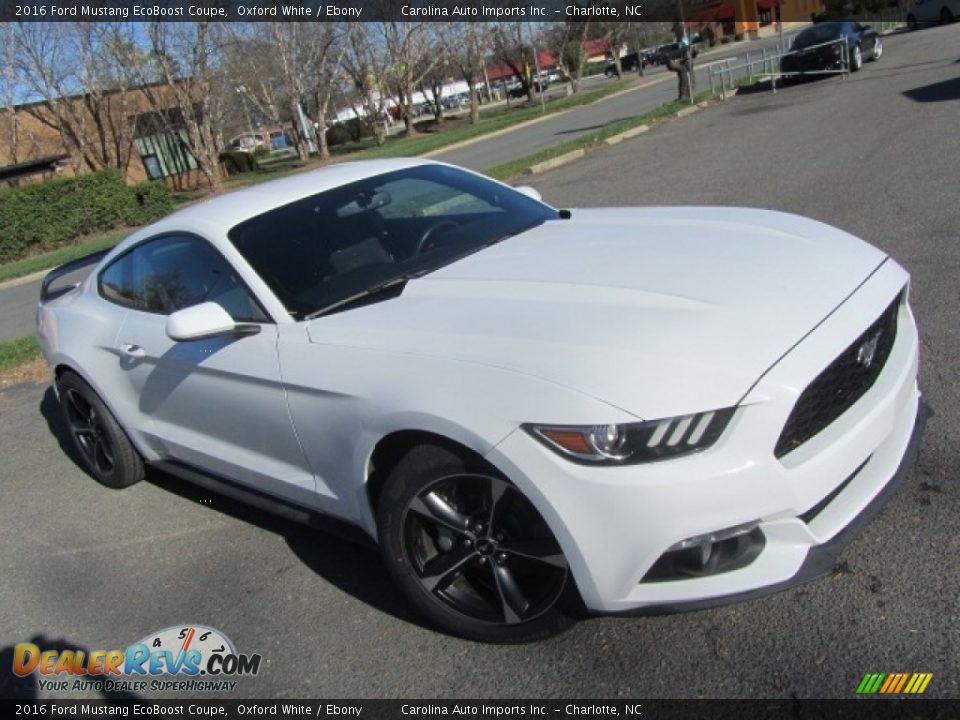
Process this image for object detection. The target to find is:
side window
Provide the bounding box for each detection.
[99,235,268,322]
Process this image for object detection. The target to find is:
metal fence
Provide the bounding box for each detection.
[707,12,907,98]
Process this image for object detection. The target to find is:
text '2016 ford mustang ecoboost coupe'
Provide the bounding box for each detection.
[37,159,922,643]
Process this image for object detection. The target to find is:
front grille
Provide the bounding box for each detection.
[774,292,901,459]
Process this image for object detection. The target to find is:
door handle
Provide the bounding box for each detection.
[121,343,146,359]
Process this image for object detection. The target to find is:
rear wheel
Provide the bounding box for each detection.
[377,444,578,643]
[941,7,954,22]
[907,14,917,30]
[871,38,883,61]
[57,371,144,489]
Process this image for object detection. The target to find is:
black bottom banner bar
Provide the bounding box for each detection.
[1,700,958,720]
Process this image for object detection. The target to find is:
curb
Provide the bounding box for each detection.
[524,149,586,175]
[675,105,700,118]
[0,268,49,292]
[603,125,650,146]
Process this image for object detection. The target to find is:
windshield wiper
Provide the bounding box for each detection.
[306,276,410,320]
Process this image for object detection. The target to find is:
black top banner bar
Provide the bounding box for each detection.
[0,0,689,23]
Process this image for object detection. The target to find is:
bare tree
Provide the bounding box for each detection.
[540,18,591,93]
[595,20,633,78]
[307,23,353,160]
[0,23,23,166]
[13,23,141,175]
[340,24,391,146]
[492,22,536,103]
[264,22,352,160]
[419,26,457,124]
[378,21,443,135]
[225,22,351,159]
[144,21,228,191]
[222,25,285,133]
[444,22,492,125]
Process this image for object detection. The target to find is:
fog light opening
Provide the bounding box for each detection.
[642,523,765,583]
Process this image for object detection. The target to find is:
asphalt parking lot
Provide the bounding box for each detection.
[1,25,958,700]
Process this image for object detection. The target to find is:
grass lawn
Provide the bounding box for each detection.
[0,335,41,374]
[0,229,130,285]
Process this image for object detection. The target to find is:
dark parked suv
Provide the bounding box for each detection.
[656,42,699,65]
[604,51,654,78]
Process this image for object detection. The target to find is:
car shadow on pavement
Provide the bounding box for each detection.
[39,385,98,482]
[0,636,143,699]
[145,471,433,632]
[902,76,960,103]
[37,387,433,634]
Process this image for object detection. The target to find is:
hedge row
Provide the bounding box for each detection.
[0,169,174,264]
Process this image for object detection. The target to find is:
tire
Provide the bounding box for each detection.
[907,14,917,31]
[850,44,863,72]
[941,7,954,22]
[377,444,579,643]
[57,371,144,489]
[871,38,883,62]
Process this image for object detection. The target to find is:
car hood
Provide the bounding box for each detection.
[306,207,887,420]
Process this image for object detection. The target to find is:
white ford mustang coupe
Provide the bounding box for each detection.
[36,159,922,642]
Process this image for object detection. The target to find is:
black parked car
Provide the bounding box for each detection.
[656,42,699,65]
[603,51,653,78]
[780,21,882,76]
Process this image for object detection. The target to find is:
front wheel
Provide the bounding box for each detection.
[377,445,578,643]
[942,7,954,23]
[850,44,863,72]
[907,14,917,30]
[871,38,883,61]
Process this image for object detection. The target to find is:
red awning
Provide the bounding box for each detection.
[713,3,735,19]
[694,3,734,22]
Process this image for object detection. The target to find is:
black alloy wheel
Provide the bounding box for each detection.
[64,387,115,476]
[57,371,144,488]
[378,445,577,643]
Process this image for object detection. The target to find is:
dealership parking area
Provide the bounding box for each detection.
[1,25,958,700]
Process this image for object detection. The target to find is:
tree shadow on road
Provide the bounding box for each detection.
[552,118,634,136]
[902,76,960,103]
[40,387,430,633]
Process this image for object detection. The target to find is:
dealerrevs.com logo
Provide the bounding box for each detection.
[12,625,261,693]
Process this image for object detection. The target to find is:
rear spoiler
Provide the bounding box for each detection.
[40,248,111,302]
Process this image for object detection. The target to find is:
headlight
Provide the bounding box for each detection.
[524,408,735,465]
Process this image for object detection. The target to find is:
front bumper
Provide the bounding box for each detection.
[486,262,921,613]
[612,397,926,616]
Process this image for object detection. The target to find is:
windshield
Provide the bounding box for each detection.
[793,24,842,49]
[228,164,558,319]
